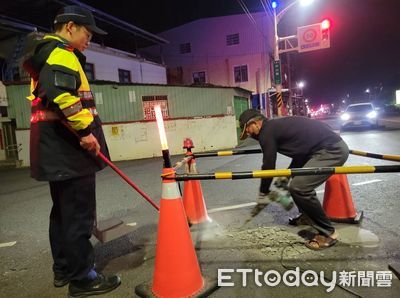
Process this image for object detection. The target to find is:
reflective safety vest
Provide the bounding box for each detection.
[27,35,94,134]
[24,34,109,181]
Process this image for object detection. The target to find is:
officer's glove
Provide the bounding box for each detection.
[258,189,294,212]
[250,192,272,217]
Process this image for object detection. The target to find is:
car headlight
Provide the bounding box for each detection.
[366,111,377,118]
[341,113,350,121]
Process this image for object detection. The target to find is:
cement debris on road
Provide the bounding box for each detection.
[225,226,309,257]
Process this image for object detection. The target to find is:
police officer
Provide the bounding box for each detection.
[23,5,120,296]
[239,109,349,250]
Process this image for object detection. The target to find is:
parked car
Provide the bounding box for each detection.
[340,102,379,130]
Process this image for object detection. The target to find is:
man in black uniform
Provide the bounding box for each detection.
[23,5,120,296]
[239,109,349,250]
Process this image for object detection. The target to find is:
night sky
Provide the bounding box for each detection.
[2,0,400,106]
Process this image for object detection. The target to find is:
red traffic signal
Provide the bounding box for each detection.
[321,19,331,30]
[320,19,331,43]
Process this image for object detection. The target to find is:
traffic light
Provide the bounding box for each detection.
[320,19,331,46]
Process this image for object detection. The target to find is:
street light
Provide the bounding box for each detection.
[365,88,371,101]
[298,81,306,114]
[272,0,314,116]
[297,81,305,89]
[300,0,314,5]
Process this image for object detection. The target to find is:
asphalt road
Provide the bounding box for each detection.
[0,116,399,297]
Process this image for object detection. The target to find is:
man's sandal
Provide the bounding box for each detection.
[305,234,338,251]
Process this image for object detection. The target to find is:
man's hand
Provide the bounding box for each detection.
[274,177,289,190]
[257,192,273,205]
[258,190,294,211]
[248,192,273,218]
[80,133,100,155]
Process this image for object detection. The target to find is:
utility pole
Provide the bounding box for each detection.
[287,53,293,115]
[272,4,285,116]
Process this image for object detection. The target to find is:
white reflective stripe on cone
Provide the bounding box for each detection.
[161,181,181,200]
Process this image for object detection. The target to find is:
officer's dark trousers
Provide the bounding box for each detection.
[49,173,96,281]
[288,140,349,236]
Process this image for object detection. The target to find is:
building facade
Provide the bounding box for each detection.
[5,82,250,166]
[143,12,275,105]
[2,32,167,85]
[83,43,167,84]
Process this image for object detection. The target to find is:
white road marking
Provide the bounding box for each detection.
[208,202,257,213]
[352,179,382,186]
[0,241,17,248]
[126,222,137,227]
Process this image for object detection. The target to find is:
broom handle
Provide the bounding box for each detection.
[97,151,159,211]
[61,120,159,211]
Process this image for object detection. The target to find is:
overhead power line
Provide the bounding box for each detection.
[53,0,169,44]
[236,0,257,27]
[235,0,274,52]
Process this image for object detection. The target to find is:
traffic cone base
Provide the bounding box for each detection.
[322,174,363,224]
[135,276,219,298]
[389,263,400,280]
[328,210,363,224]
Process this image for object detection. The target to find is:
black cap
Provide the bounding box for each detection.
[54,5,107,35]
[239,109,262,140]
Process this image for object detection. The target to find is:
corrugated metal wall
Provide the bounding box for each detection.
[6,83,250,129]
[6,84,30,128]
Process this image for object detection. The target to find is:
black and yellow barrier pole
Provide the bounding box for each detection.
[349,150,400,162]
[194,149,400,162]
[193,149,262,158]
[166,165,400,181]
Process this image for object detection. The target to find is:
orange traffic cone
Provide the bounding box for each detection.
[135,168,218,297]
[183,156,211,225]
[322,174,363,223]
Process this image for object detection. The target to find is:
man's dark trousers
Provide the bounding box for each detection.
[49,173,96,281]
[288,140,349,235]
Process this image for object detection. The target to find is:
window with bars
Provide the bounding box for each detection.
[234,65,248,83]
[179,42,191,54]
[84,63,95,80]
[192,71,206,84]
[226,33,240,46]
[142,95,169,120]
[118,69,131,83]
